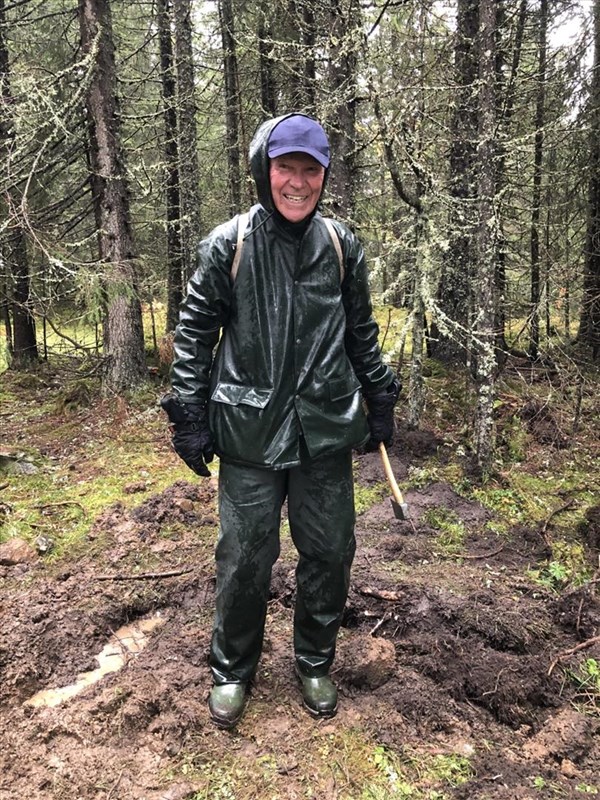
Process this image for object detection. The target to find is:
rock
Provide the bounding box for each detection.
[174,498,194,513]
[35,535,54,555]
[338,633,396,689]
[0,537,37,566]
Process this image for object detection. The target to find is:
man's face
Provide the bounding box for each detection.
[269,153,325,223]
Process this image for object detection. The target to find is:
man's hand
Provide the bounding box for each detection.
[160,393,214,477]
[364,377,401,451]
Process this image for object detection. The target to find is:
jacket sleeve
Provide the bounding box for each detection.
[170,220,236,405]
[339,225,395,395]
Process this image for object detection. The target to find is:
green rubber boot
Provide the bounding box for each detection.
[296,670,338,718]
[208,683,247,729]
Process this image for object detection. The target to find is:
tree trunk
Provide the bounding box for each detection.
[529,0,548,360]
[158,0,184,333]
[431,0,479,363]
[284,0,317,113]
[578,0,600,357]
[326,0,360,225]
[79,0,147,392]
[219,0,242,215]
[473,0,497,471]
[494,0,528,364]
[0,0,38,368]
[257,2,277,117]
[173,0,202,284]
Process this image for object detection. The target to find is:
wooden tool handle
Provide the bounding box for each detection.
[378,442,406,506]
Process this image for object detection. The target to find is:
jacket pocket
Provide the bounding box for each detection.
[328,373,361,401]
[211,382,273,409]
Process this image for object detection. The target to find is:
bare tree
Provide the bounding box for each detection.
[79,0,147,392]
[158,0,183,333]
[219,0,242,215]
[173,0,202,283]
[473,0,497,470]
[579,0,600,358]
[529,0,548,360]
[0,0,38,368]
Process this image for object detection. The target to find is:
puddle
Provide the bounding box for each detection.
[25,614,165,708]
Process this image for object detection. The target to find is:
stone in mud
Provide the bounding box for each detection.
[0,537,37,565]
[338,633,396,689]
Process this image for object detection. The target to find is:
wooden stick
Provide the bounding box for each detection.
[95,567,194,582]
[378,442,406,506]
[547,635,600,675]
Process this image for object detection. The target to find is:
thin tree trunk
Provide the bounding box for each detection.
[0,0,38,368]
[257,6,277,117]
[158,0,184,333]
[529,0,548,360]
[578,0,600,357]
[474,0,497,471]
[219,0,241,215]
[326,0,360,225]
[173,0,202,284]
[431,0,479,363]
[79,0,147,392]
[494,0,528,364]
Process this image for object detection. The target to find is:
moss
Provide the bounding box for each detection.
[355,481,388,515]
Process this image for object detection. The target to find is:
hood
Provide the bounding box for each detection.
[249,113,329,215]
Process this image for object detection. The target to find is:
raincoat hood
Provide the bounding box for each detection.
[249,114,329,215]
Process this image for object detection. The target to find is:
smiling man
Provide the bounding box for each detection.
[163,114,400,729]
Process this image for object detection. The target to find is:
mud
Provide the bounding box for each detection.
[1,414,599,799]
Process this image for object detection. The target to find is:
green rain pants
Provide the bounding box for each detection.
[209,445,356,685]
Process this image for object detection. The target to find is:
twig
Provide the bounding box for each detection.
[540,499,575,537]
[35,501,86,514]
[95,567,194,582]
[448,544,505,560]
[106,768,125,800]
[370,613,390,636]
[548,635,600,676]
[357,585,402,602]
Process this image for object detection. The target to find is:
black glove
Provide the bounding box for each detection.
[364,377,401,451]
[160,393,214,477]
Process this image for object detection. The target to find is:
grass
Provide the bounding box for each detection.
[173,725,474,800]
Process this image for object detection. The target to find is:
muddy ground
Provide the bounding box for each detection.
[1,380,599,800]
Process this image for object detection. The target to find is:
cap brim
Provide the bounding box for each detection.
[267,145,329,169]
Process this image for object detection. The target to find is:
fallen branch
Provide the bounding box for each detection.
[357,585,403,602]
[447,544,505,560]
[35,501,86,514]
[540,499,576,537]
[95,567,194,582]
[548,635,600,676]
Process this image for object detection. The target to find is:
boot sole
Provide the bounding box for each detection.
[302,699,338,719]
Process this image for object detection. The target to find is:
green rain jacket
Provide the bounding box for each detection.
[170,114,394,469]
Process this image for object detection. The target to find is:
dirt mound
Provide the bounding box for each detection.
[1,449,599,798]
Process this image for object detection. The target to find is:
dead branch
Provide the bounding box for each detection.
[35,501,86,513]
[540,498,575,536]
[548,635,600,676]
[448,544,505,560]
[357,586,402,602]
[95,567,194,582]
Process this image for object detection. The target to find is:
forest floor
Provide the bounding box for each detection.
[1,358,600,800]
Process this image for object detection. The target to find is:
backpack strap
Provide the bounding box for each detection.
[231,212,249,282]
[323,217,345,284]
[230,212,345,284]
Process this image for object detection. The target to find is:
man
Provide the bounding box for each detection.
[162,114,399,729]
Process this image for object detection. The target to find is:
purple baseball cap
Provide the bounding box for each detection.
[267,115,330,168]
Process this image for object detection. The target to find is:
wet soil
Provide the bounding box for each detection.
[1,389,599,799]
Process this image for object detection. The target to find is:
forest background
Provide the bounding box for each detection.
[2,2,600,799]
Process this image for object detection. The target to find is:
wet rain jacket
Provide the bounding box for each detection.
[171,114,394,469]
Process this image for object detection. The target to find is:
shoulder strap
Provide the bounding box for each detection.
[230,212,345,284]
[231,212,249,282]
[323,217,345,284]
